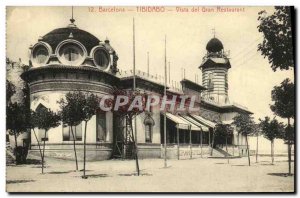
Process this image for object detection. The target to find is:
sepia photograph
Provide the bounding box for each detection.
[5,5,295,193]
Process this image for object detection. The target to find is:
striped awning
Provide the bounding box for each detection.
[180,115,209,132]
[165,113,200,131]
[189,114,216,128]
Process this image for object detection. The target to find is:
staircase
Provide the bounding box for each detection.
[209,147,236,158]
[214,147,232,157]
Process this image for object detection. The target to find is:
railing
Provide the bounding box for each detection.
[118,69,183,92]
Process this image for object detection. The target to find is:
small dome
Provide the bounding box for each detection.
[206,38,224,53]
[42,26,100,54]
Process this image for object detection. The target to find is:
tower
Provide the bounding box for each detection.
[199,36,231,104]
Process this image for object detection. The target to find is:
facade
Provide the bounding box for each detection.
[19,18,252,161]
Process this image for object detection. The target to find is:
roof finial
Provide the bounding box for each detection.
[212,27,216,38]
[70,6,75,24]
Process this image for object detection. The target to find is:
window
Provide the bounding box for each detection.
[62,123,82,141]
[39,128,48,141]
[57,41,86,66]
[64,47,79,61]
[32,45,49,66]
[93,48,110,69]
[96,112,106,141]
[144,112,155,143]
[145,125,152,143]
[208,72,214,91]
[36,47,48,63]
[35,104,49,141]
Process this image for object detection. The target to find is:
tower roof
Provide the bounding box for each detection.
[199,57,231,69]
[206,37,224,52]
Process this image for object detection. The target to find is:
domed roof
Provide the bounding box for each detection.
[41,26,100,53]
[206,37,223,52]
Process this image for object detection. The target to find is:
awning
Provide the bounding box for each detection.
[189,114,216,128]
[222,120,234,125]
[165,113,200,131]
[180,115,209,132]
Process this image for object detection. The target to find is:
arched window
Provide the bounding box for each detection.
[145,124,152,143]
[36,104,49,141]
[144,112,155,143]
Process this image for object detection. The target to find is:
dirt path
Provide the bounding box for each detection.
[6,155,294,192]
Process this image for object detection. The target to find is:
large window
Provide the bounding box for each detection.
[96,112,106,142]
[63,123,82,141]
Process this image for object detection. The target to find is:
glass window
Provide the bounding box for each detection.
[36,48,48,63]
[145,125,152,143]
[62,123,82,141]
[33,45,49,65]
[58,43,84,65]
[64,47,79,61]
[94,49,109,68]
[96,112,106,141]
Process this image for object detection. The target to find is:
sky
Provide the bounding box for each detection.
[6,6,294,123]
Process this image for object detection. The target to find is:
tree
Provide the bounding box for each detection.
[232,114,255,166]
[257,6,294,71]
[58,92,85,171]
[81,93,99,179]
[259,117,284,164]
[251,124,261,163]
[29,110,44,164]
[214,124,233,163]
[6,102,28,164]
[270,78,294,175]
[33,106,60,174]
[59,92,99,178]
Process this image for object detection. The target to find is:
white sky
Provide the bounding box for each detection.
[6,6,294,123]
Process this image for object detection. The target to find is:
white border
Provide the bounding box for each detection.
[1,1,299,198]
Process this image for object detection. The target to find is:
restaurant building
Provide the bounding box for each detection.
[20,17,252,161]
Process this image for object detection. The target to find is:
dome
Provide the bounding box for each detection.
[41,26,100,54]
[206,38,224,53]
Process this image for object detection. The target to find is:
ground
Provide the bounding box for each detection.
[6,155,294,192]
